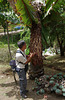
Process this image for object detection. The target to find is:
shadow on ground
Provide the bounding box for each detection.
[0,78,65,100]
[44,55,65,72]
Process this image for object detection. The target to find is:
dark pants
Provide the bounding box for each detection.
[17,68,27,95]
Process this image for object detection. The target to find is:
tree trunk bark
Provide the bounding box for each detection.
[29,22,44,79]
[56,33,64,56]
[6,21,12,59]
[60,44,64,56]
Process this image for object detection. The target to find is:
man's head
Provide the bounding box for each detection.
[17,40,26,51]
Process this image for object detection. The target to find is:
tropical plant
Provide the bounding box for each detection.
[41,0,65,56]
[8,0,63,78]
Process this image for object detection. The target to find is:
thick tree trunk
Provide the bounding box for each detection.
[29,22,44,79]
[56,33,64,56]
[60,44,64,56]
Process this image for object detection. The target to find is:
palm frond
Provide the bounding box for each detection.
[43,0,59,19]
[15,0,38,27]
[46,0,53,11]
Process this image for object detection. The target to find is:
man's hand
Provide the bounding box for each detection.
[25,52,37,64]
[30,52,37,58]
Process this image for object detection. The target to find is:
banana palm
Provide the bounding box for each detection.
[8,0,59,79]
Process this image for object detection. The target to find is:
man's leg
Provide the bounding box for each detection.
[17,69,27,97]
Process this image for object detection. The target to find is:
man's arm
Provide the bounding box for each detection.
[26,55,30,59]
[25,53,36,64]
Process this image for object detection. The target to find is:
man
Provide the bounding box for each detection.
[16,40,35,98]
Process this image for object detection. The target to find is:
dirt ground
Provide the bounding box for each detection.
[0,63,65,100]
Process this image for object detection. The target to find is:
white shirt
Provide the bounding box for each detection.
[16,48,27,69]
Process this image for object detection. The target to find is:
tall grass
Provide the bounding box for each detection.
[0,44,17,62]
[0,34,20,62]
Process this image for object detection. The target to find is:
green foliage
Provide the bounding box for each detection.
[20,26,31,55]
[0,12,20,29]
[16,0,38,27]
[53,0,65,12]
[0,44,17,62]
[0,34,20,45]
[41,0,62,48]
[0,41,4,48]
[0,0,10,12]
[7,12,20,24]
[0,13,7,31]
[0,33,21,62]
[0,0,3,2]
[41,0,65,50]
[46,0,54,11]
[0,0,20,32]
[0,0,65,57]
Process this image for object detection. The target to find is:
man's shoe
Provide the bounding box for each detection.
[21,94,27,99]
